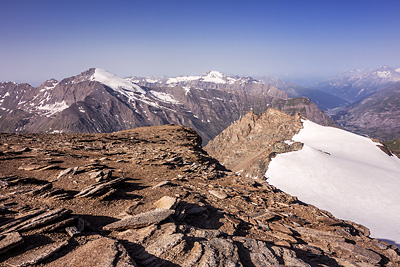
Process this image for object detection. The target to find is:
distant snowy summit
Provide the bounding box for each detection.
[317,65,400,102]
[91,68,146,94]
[129,70,261,87]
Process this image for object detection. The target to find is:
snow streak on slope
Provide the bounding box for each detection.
[92,68,146,95]
[266,120,400,246]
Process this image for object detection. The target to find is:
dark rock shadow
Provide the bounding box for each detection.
[288,245,342,267]
[177,201,224,230]
[108,180,148,200]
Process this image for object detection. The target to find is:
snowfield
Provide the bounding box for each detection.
[92,68,146,95]
[266,120,400,246]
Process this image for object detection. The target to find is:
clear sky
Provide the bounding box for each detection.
[1,0,399,85]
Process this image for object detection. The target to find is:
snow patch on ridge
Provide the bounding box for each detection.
[266,120,400,246]
[376,71,391,79]
[92,69,146,95]
[37,101,69,116]
[150,91,181,104]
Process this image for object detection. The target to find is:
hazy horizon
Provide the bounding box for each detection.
[1,0,399,86]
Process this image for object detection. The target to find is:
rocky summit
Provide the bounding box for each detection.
[0,124,399,266]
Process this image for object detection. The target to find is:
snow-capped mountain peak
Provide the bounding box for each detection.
[91,68,146,94]
[165,70,247,85]
[201,70,228,83]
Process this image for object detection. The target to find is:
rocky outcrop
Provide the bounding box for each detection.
[271,97,337,127]
[205,108,303,178]
[0,125,398,266]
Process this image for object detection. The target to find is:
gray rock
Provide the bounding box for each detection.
[75,177,125,198]
[181,242,203,267]
[37,217,76,233]
[0,232,24,254]
[89,169,112,182]
[333,241,381,264]
[103,209,175,231]
[57,168,72,179]
[89,170,103,179]
[234,237,280,267]
[209,189,228,199]
[65,226,80,237]
[269,222,292,235]
[28,183,52,196]
[154,196,177,210]
[5,240,68,267]
[47,237,136,267]
[208,238,242,267]
[271,246,311,267]
[152,180,170,189]
[146,233,184,257]
[197,242,218,267]
[0,209,46,233]
[14,208,72,233]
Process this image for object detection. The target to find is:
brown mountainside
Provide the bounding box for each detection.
[0,69,335,145]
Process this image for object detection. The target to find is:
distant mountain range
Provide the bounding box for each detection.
[333,82,400,140]
[1,66,398,142]
[316,65,400,103]
[261,66,400,141]
[0,68,334,144]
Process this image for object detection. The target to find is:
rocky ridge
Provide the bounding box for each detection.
[205,108,304,179]
[0,124,399,266]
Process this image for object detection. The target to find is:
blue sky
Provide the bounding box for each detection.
[1,0,399,85]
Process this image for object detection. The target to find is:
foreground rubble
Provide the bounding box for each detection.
[0,125,399,266]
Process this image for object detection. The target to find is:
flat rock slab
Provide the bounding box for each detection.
[75,177,125,198]
[0,232,24,254]
[234,236,280,267]
[209,190,228,199]
[47,237,136,267]
[269,222,292,235]
[6,208,72,233]
[154,196,177,210]
[152,180,170,189]
[5,240,68,267]
[103,209,175,231]
[333,241,381,264]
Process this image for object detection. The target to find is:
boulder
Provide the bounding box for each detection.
[103,209,175,231]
